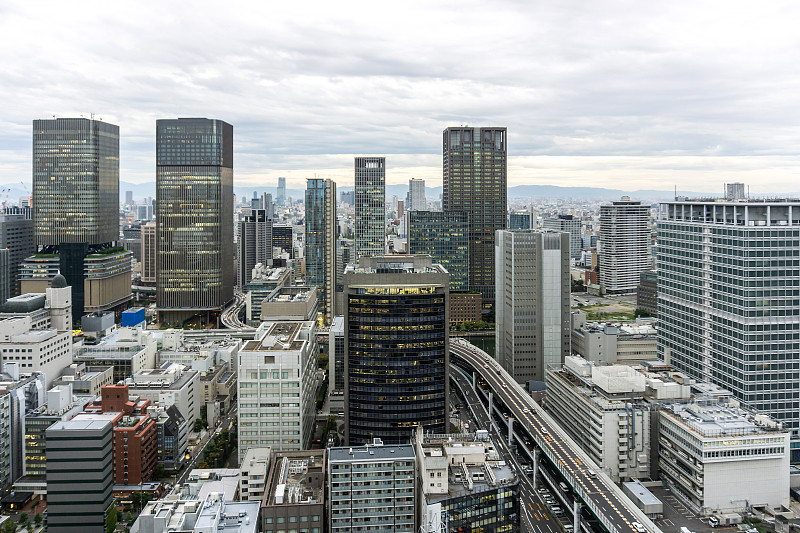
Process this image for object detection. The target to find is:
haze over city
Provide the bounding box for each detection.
[2,0,800,193]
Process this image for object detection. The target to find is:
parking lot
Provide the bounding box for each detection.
[648,485,716,533]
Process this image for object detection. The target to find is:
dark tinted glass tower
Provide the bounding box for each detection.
[32,118,129,319]
[237,208,272,288]
[408,210,469,291]
[156,118,234,326]
[354,157,385,259]
[305,178,337,324]
[344,255,449,445]
[443,127,507,304]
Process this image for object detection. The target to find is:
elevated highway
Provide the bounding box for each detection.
[450,339,662,533]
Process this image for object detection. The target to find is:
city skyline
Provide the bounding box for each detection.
[2,2,800,193]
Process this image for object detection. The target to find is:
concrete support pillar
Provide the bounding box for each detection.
[507,417,514,446]
[488,392,493,419]
[472,372,477,390]
[573,500,581,533]
[532,449,539,489]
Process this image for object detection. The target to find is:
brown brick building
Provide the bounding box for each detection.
[449,292,482,324]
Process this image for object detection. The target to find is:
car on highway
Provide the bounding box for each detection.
[541,427,548,434]
[633,523,646,533]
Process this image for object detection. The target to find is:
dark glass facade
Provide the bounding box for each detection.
[345,263,449,445]
[33,118,119,246]
[272,225,293,258]
[440,486,520,533]
[305,179,336,323]
[443,127,507,304]
[354,157,385,259]
[408,210,469,291]
[156,118,234,325]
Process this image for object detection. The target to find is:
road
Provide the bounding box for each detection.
[221,291,254,329]
[451,366,560,533]
[175,408,237,487]
[450,340,661,533]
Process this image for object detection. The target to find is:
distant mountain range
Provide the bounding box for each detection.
[0,180,743,206]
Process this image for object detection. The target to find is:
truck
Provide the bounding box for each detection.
[709,514,742,527]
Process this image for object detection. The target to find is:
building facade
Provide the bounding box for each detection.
[354,157,385,259]
[0,215,34,298]
[408,210,469,292]
[305,178,337,324]
[237,208,272,288]
[495,230,570,383]
[636,270,657,316]
[261,449,325,532]
[140,222,157,284]
[599,198,651,294]
[344,255,449,444]
[508,210,531,230]
[543,214,582,259]
[658,199,800,456]
[156,118,234,326]
[408,178,426,211]
[328,444,416,533]
[443,127,507,304]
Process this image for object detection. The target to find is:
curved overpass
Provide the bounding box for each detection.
[221,291,255,330]
[450,339,662,533]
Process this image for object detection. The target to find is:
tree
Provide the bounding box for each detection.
[125,512,133,524]
[193,418,204,433]
[34,514,42,528]
[153,463,166,479]
[2,520,17,533]
[18,513,27,528]
[106,504,118,533]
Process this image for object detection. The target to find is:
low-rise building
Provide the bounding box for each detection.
[149,403,188,473]
[659,398,790,514]
[131,493,259,533]
[199,364,237,415]
[177,468,241,502]
[0,316,72,388]
[261,449,325,533]
[260,286,318,322]
[74,327,158,382]
[571,311,658,364]
[53,362,114,396]
[0,367,45,488]
[237,321,318,461]
[239,447,271,503]
[125,363,200,423]
[415,427,519,533]
[159,331,240,374]
[328,442,416,533]
[244,265,291,324]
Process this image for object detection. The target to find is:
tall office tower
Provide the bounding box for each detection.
[237,208,273,288]
[508,210,532,230]
[140,221,157,284]
[46,414,115,533]
[305,178,337,324]
[125,190,134,205]
[443,127,507,304]
[543,214,582,259]
[328,444,417,533]
[343,255,449,445]
[495,230,571,383]
[407,210,469,291]
[32,118,131,319]
[658,200,800,454]
[408,178,426,211]
[599,197,651,294]
[156,118,234,326]
[277,177,286,205]
[0,214,33,297]
[272,225,293,258]
[726,182,746,200]
[354,157,385,259]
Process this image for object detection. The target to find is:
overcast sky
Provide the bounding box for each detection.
[2,0,800,193]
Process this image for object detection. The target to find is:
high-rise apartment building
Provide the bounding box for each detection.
[277,177,287,205]
[725,182,746,200]
[32,118,131,319]
[343,255,449,445]
[237,208,272,288]
[496,230,571,383]
[328,443,416,533]
[599,198,651,294]
[407,210,469,291]
[46,414,115,533]
[543,214,582,259]
[305,178,337,323]
[0,215,34,298]
[408,178,426,211]
[354,157,385,259]
[156,118,234,326]
[658,199,800,457]
[443,127,507,303]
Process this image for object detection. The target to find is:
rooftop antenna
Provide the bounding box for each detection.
[674,184,677,200]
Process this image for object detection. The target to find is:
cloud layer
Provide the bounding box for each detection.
[3,0,800,193]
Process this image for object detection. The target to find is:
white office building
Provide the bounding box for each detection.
[237,321,317,462]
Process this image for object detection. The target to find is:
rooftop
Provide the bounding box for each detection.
[265,450,324,507]
[663,402,785,438]
[329,443,415,462]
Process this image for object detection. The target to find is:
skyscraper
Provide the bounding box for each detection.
[0,214,34,297]
[305,178,337,324]
[408,210,469,291]
[32,118,131,319]
[140,221,157,284]
[408,178,426,211]
[237,208,273,288]
[156,118,234,326]
[543,214,582,259]
[496,230,571,383]
[508,210,532,230]
[277,177,286,205]
[599,197,651,294]
[344,255,449,445]
[443,127,507,303]
[658,199,800,457]
[354,157,385,259]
